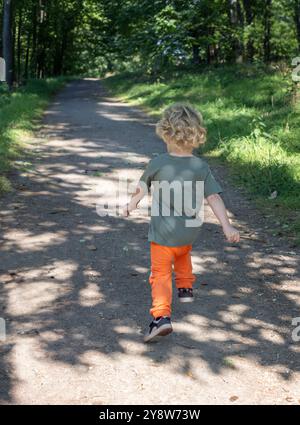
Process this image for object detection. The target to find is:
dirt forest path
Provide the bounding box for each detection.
[0,79,299,405]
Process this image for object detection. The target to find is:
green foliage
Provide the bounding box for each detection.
[1,0,299,79]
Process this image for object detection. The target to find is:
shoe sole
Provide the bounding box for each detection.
[144,324,173,343]
[179,297,194,303]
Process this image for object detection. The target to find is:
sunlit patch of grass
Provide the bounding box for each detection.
[103,65,300,244]
[0,77,69,194]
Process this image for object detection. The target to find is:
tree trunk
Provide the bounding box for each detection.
[295,0,300,51]
[206,44,212,65]
[24,29,31,81]
[227,0,244,63]
[12,8,16,84]
[17,7,23,84]
[263,0,272,63]
[59,30,68,75]
[31,3,38,78]
[2,0,13,88]
[242,0,255,61]
[36,0,47,78]
[192,44,200,65]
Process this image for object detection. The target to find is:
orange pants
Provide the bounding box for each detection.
[149,242,196,318]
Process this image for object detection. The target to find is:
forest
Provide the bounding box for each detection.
[1,0,300,85]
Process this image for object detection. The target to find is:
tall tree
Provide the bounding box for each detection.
[16,4,22,83]
[227,0,244,63]
[295,0,300,50]
[2,0,13,87]
[263,0,272,62]
[242,0,255,61]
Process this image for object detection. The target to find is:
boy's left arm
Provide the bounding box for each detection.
[206,193,240,243]
[203,166,239,243]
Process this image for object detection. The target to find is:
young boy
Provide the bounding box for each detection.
[123,103,240,342]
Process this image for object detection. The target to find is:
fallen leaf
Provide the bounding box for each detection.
[17,329,39,336]
[268,191,278,200]
[177,342,196,349]
[87,245,97,251]
[49,207,69,214]
[15,277,25,283]
[229,395,239,402]
[223,358,236,369]
[12,204,23,209]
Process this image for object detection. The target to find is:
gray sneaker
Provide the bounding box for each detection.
[144,316,173,343]
[178,288,194,303]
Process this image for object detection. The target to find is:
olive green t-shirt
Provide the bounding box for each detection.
[139,153,222,247]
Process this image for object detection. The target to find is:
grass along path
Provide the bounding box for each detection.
[103,65,300,245]
[0,78,69,193]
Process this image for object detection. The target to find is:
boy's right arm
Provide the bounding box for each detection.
[206,193,240,243]
[122,182,147,217]
[123,158,157,217]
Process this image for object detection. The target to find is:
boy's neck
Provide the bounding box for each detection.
[168,150,194,157]
[166,141,194,157]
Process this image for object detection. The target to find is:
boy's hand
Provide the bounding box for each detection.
[122,184,146,217]
[122,204,130,217]
[223,224,240,243]
[122,201,137,217]
[206,194,240,243]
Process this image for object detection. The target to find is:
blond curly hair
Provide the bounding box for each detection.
[156,103,206,151]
